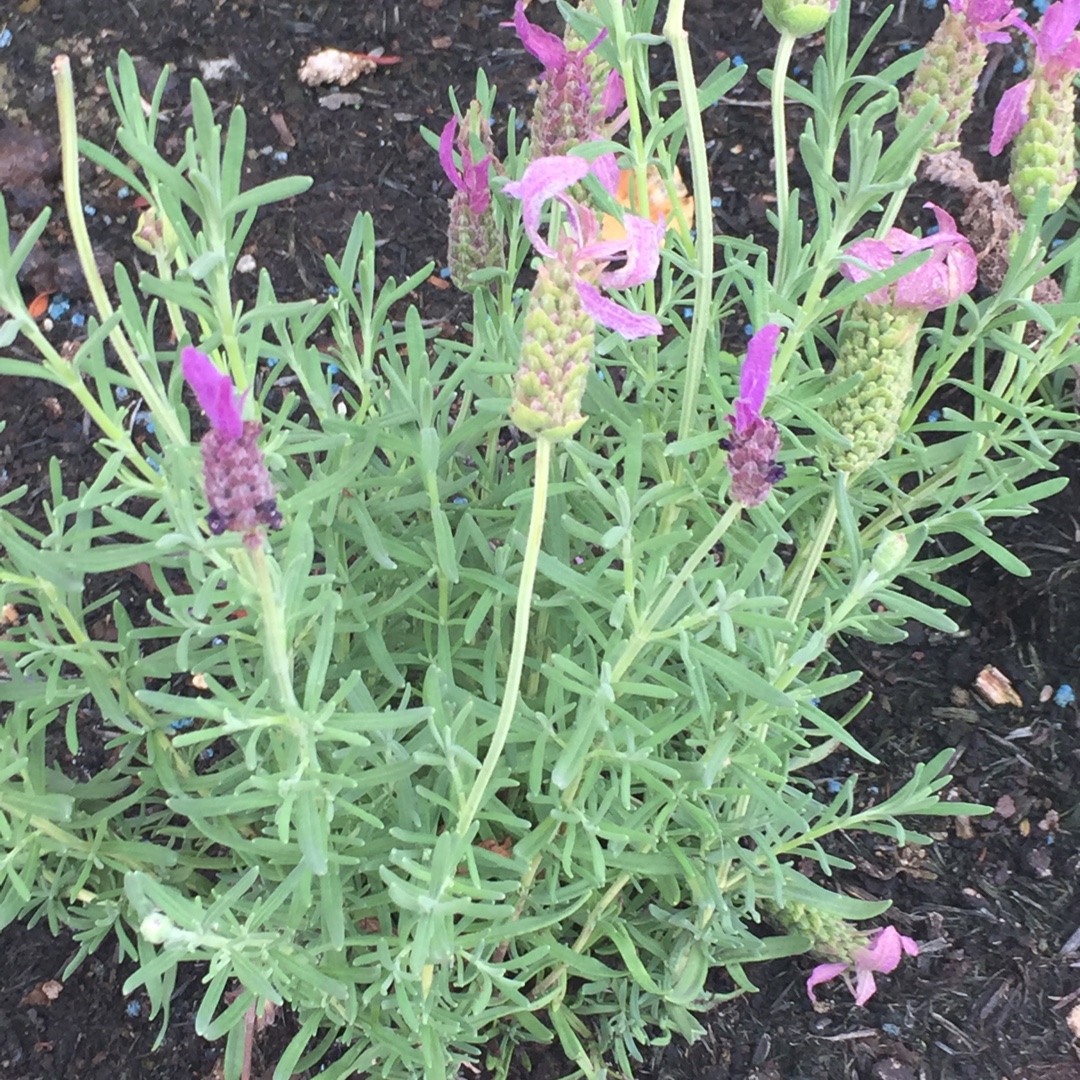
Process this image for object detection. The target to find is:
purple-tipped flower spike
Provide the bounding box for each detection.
[182,346,282,545]
[503,154,662,339]
[505,155,662,442]
[721,324,786,507]
[839,203,977,311]
[439,103,504,290]
[823,206,976,474]
[990,0,1080,213]
[899,0,1024,152]
[807,926,919,1006]
[513,0,626,161]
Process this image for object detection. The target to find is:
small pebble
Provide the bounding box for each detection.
[439,266,452,279]
[170,717,195,732]
[126,1000,141,1017]
[1054,683,1074,707]
[451,495,468,505]
[1012,57,1026,74]
[84,205,96,217]
[326,363,340,376]
[330,382,342,396]
[927,408,942,423]
[326,284,339,296]
[272,150,289,164]
[732,54,746,67]
[117,185,131,198]
[115,386,130,401]
[0,28,12,49]
[212,636,225,646]
[710,196,722,209]
[48,295,71,321]
[236,253,257,274]
[70,312,86,328]
[825,778,842,794]
[266,356,279,367]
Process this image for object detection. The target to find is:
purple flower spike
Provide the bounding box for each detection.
[722,324,785,507]
[840,204,976,311]
[182,346,244,441]
[807,926,919,1006]
[439,116,493,215]
[990,0,1080,154]
[949,0,1025,43]
[504,155,662,340]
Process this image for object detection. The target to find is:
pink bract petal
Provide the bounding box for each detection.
[594,214,663,290]
[439,117,463,190]
[990,78,1032,154]
[591,152,621,197]
[806,961,849,1002]
[576,279,661,339]
[513,0,567,69]
[1037,0,1080,63]
[504,155,592,253]
[601,70,626,118]
[734,323,781,434]
[182,346,244,441]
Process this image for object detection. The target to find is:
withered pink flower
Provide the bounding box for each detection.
[721,324,785,507]
[949,0,1024,43]
[807,926,919,1006]
[840,204,977,311]
[503,154,662,339]
[182,347,282,544]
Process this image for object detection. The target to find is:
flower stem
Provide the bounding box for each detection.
[246,543,298,712]
[455,436,552,838]
[771,30,797,293]
[663,0,715,448]
[51,55,185,449]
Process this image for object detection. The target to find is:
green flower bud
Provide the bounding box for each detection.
[820,301,921,474]
[1009,75,1078,216]
[898,7,988,153]
[760,898,863,957]
[870,531,909,576]
[511,251,594,442]
[762,0,837,37]
[132,206,179,261]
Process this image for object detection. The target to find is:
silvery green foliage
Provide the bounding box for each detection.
[0,4,1077,1077]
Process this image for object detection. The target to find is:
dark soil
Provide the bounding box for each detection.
[1,1,1079,1078]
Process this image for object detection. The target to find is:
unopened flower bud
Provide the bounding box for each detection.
[132,206,178,260]
[870,530,909,576]
[762,0,837,36]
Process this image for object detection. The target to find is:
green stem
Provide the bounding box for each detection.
[771,31,797,293]
[456,436,552,838]
[246,543,298,711]
[51,55,186,449]
[663,0,715,449]
[612,500,742,683]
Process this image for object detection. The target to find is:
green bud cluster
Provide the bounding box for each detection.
[511,252,594,442]
[820,301,921,474]
[447,200,503,292]
[1009,73,1078,215]
[898,6,986,152]
[762,0,836,37]
[760,898,863,959]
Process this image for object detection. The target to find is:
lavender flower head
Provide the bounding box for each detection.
[721,323,785,507]
[990,0,1080,155]
[840,203,977,311]
[513,0,626,163]
[439,105,504,289]
[807,926,919,1006]
[182,346,282,546]
[503,154,662,339]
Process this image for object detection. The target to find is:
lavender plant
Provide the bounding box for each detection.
[0,1,1076,1077]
